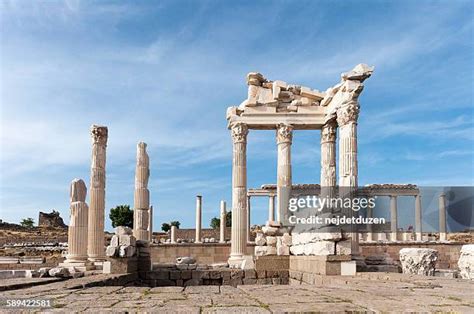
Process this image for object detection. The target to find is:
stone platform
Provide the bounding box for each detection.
[1,273,473,312]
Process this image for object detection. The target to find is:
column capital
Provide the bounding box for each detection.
[321,120,337,143]
[336,102,359,127]
[276,123,293,144]
[231,123,249,144]
[90,125,108,146]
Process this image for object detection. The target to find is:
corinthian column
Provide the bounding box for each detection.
[228,123,248,267]
[276,123,293,224]
[65,179,89,263]
[87,125,108,261]
[320,120,337,199]
[133,142,150,241]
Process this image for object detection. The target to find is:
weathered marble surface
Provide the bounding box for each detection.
[399,248,438,276]
[458,244,474,280]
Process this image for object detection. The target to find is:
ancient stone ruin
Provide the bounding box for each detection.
[38,210,67,228]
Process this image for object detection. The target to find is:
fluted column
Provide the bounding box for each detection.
[195,195,202,243]
[320,120,337,199]
[133,142,150,241]
[87,125,108,261]
[148,205,153,242]
[439,193,447,241]
[337,103,359,254]
[268,195,275,222]
[415,195,422,241]
[170,225,177,243]
[228,123,248,267]
[247,196,251,243]
[390,195,398,242]
[276,124,293,225]
[66,179,89,262]
[220,200,226,243]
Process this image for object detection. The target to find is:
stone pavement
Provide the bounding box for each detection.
[0,273,473,313]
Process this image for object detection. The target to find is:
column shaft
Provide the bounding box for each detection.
[220,200,226,243]
[390,195,398,242]
[320,121,337,199]
[268,195,275,222]
[276,124,293,224]
[366,207,373,242]
[66,179,88,262]
[133,142,150,241]
[415,195,422,241]
[148,205,153,242]
[171,225,177,243]
[229,123,248,266]
[87,125,107,261]
[439,193,447,241]
[195,195,202,243]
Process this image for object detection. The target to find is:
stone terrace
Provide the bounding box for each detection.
[1,273,473,313]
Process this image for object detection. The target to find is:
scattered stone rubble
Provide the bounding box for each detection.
[458,244,474,280]
[106,227,137,258]
[399,248,438,276]
[254,222,291,257]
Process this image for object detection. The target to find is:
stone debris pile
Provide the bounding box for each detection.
[254,222,292,257]
[399,248,438,276]
[106,226,137,258]
[458,244,474,280]
[176,256,197,270]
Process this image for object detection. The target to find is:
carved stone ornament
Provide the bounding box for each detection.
[321,120,337,143]
[276,123,293,144]
[90,125,108,145]
[336,102,360,126]
[231,123,249,143]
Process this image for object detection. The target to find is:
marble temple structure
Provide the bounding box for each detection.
[87,125,108,262]
[133,142,151,241]
[226,64,374,266]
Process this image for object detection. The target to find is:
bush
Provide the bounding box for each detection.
[20,218,34,228]
[109,205,133,228]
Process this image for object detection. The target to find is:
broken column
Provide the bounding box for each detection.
[276,123,293,224]
[220,200,226,243]
[228,123,248,267]
[439,193,447,241]
[62,179,89,266]
[148,205,153,242]
[390,195,398,242]
[195,195,202,243]
[415,195,422,241]
[170,225,177,243]
[87,125,108,262]
[133,142,150,241]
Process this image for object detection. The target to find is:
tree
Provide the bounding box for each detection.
[161,222,171,232]
[170,221,180,229]
[20,218,34,228]
[210,211,232,229]
[109,205,133,228]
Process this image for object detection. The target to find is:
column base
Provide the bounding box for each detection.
[228,254,244,268]
[59,261,95,272]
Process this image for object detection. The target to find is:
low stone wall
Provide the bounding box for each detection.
[140,268,289,287]
[360,242,465,269]
[150,243,255,264]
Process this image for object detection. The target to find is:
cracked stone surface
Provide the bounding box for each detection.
[1,273,473,313]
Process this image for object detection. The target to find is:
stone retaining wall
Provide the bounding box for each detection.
[140,268,289,287]
[150,243,254,264]
[360,242,465,269]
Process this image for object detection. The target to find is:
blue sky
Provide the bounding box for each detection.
[1,0,473,231]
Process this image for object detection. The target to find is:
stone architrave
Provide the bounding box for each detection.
[220,200,226,243]
[276,123,293,225]
[228,123,248,267]
[64,179,89,263]
[87,125,108,261]
[133,142,150,241]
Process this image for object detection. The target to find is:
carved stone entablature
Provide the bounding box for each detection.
[231,123,249,144]
[360,183,420,197]
[276,123,293,144]
[364,184,418,190]
[321,120,337,143]
[90,125,108,146]
[336,102,360,126]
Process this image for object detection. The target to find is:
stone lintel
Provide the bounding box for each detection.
[227,108,326,130]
